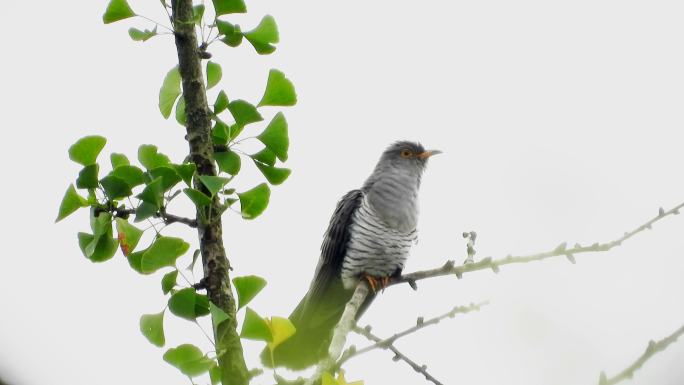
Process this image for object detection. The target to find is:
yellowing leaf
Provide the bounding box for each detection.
[267,316,295,351]
[337,370,364,385]
[321,372,338,385]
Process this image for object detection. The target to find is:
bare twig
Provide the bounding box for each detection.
[332,301,487,385]
[393,202,684,287]
[345,301,488,364]
[302,202,684,385]
[597,323,684,385]
[348,325,444,385]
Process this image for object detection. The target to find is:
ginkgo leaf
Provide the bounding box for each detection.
[258,69,296,107]
[103,0,135,24]
[159,67,182,119]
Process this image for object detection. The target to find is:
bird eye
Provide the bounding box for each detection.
[400,150,413,158]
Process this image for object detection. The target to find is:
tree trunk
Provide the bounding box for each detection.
[171,1,249,384]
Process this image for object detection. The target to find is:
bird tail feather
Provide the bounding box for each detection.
[260,276,375,369]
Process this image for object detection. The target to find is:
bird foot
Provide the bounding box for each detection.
[363,274,391,293]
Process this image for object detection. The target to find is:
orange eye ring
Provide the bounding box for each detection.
[400,150,413,158]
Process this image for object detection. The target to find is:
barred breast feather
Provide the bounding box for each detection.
[341,193,417,289]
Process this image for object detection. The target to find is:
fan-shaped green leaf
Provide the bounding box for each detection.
[168,288,210,320]
[250,148,276,166]
[257,112,289,161]
[238,183,270,219]
[206,61,222,90]
[198,175,231,197]
[216,20,243,47]
[228,123,244,141]
[258,69,297,107]
[173,163,196,187]
[214,91,229,114]
[158,67,181,119]
[141,236,189,273]
[163,344,214,377]
[228,100,263,127]
[69,135,107,166]
[56,185,88,222]
[148,166,182,192]
[128,27,157,41]
[161,270,178,295]
[233,275,267,309]
[100,175,133,200]
[140,311,165,347]
[110,153,130,168]
[184,188,212,207]
[134,202,158,222]
[103,0,135,24]
[175,96,186,125]
[209,303,229,335]
[76,164,99,189]
[77,232,118,263]
[244,15,279,55]
[137,177,164,208]
[127,247,148,274]
[111,165,145,188]
[240,307,272,341]
[254,161,291,185]
[212,120,229,145]
[212,0,246,16]
[138,144,171,170]
[215,150,241,175]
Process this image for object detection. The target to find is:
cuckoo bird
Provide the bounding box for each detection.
[261,141,440,369]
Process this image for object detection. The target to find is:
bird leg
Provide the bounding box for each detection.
[362,274,392,293]
[381,276,390,292]
[363,274,379,293]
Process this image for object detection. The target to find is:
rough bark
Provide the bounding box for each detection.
[170,1,249,384]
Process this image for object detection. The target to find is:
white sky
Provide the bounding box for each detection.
[1,1,683,385]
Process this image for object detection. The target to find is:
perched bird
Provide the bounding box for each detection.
[261,141,440,369]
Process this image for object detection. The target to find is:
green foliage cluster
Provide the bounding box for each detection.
[58,0,302,382]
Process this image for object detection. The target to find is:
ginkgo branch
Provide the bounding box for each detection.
[104,206,198,228]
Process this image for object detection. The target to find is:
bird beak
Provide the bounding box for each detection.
[418,150,442,159]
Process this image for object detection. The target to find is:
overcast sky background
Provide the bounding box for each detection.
[1,1,683,385]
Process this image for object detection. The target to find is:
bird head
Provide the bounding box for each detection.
[378,140,441,171]
[364,141,441,191]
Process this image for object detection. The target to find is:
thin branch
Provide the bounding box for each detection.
[597,323,684,385]
[393,202,684,288]
[302,201,684,385]
[159,209,198,228]
[347,326,444,385]
[103,206,198,228]
[332,301,487,385]
[343,301,489,366]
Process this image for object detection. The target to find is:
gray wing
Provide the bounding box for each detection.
[264,189,366,369]
[307,189,363,302]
